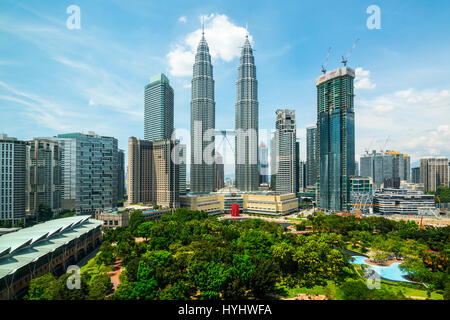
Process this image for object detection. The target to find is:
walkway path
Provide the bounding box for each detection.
[107,260,123,291]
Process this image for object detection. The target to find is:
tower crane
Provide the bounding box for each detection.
[321,47,332,74]
[341,38,360,67]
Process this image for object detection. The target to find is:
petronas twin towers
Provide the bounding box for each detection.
[190,31,259,193]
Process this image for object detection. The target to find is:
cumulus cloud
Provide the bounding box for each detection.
[167,14,251,77]
[355,67,376,90]
[178,16,187,23]
[356,88,450,161]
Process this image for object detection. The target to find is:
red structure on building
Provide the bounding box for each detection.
[231,203,240,217]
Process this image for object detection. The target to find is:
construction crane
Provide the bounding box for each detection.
[346,203,403,219]
[341,38,360,67]
[321,47,332,74]
[382,136,390,152]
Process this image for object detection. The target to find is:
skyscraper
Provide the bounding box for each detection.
[179,144,187,196]
[420,157,449,192]
[117,149,125,201]
[26,139,62,216]
[317,67,355,211]
[144,73,174,141]
[190,30,215,193]
[274,109,297,194]
[128,137,179,208]
[299,160,307,191]
[259,143,269,184]
[360,150,411,188]
[411,167,420,184]
[306,125,318,187]
[44,132,119,213]
[0,134,26,224]
[235,35,259,191]
[214,152,225,190]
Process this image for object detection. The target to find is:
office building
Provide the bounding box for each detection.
[0,134,27,224]
[214,152,225,191]
[144,73,174,141]
[373,188,435,215]
[274,109,297,194]
[117,149,125,201]
[317,67,355,211]
[299,160,307,191]
[43,132,119,213]
[306,125,318,187]
[259,143,270,185]
[26,139,62,216]
[190,30,216,193]
[128,137,179,208]
[235,35,259,191]
[179,144,187,196]
[411,167,420,184]
[360,150,410,188]
[420,157,449,192]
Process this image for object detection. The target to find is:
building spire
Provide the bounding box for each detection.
[245,22,248,38]
[202,16,205,36]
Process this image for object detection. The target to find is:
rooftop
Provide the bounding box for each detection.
[0,216,102,279]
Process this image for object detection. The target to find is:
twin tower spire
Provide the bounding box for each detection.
[190,27,259,193]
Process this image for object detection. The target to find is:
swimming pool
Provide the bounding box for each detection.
[350,255,411,282]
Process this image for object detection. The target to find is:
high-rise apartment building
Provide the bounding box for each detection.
[144,73,174,141]
[214,152,225,191]
[274,109,297,194]
[306,125,318,187]
[128,137,179,208]
[117,149,125,201]
[317,67,355,211]
[44,132,119,213]
[0,134,27,224]
[420,157,449,192]
[190,31,215,193]
[360,150,411,188]
[26,139,62,215]
[259,143,269,185]
[235,35,259,192]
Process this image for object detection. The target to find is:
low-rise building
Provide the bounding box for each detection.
[0,216,102,300]
[373,188,435,215]
[180,188,298,216]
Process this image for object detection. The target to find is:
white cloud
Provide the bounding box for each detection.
[356,88,450,161]
[178,16,187,23]
[167,14,251,77]
[355,67,376,90]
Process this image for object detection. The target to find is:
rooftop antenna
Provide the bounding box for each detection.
[341,38,360,66]
[321,46,332,74]
[245,22,249,38]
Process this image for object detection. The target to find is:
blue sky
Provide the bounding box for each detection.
[1,0,449,175]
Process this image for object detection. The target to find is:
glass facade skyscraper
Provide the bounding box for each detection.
[144,73,174,141]
[235,35,259,191]
[306,125,318,187]
[190,32,216,193]
[316,67,355,211]
[360,150,410,188]
[44,132,119,213]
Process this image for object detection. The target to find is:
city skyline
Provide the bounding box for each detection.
[0,1,450,177]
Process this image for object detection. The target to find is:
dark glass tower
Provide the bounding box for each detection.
[144,73,174,141]
[316,67,355,211]
[190,32,215,193]
[235,35,259,191]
